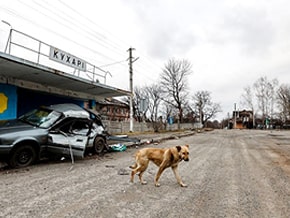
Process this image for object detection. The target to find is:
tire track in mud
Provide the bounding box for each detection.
[141,131,243,217]
[162,130,290,218]
[187,131,245,217]
[1,130,290,218]
[0,154,129,217]
[242,132,290,217]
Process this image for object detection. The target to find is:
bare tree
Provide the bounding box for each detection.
[276,84,290,122]
[240,85,255,127]
[159,100,177,130]
[241,86,254,110]
[192,90,222,126]
[253,76,278,121]
[122,86,148,122]
[133,86,148,122]
[145,84,163,132]
[160,58,193,129]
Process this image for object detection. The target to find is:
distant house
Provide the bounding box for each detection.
[232,110,254,129]
[95,98,129,121]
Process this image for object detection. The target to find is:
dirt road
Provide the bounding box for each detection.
[0,130,289,217]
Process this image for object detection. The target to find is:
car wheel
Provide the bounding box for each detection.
[8,145,37,168]
[93,137,106,154]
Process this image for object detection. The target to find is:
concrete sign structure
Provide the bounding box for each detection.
[0,28,130,121]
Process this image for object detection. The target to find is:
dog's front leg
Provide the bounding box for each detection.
[172,165,187,187]
[154,162,168,187]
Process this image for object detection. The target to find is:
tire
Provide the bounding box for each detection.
[8,145,37,168]
[93,137,106,154]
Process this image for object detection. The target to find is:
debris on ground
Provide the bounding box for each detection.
[109,144,127,152]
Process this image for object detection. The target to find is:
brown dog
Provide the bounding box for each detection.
[130,145,189,187]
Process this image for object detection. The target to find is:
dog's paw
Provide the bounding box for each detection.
[155,183,161,187]
[141,181,147,185]
[180,183,187,187]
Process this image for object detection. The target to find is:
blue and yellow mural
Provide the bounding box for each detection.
[0,84,88,121]
[0,93,8,113]
[0,84,17,120]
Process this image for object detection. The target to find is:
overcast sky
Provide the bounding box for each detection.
[1,0,290,120]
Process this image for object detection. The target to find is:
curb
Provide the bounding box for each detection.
[124,131,195,148]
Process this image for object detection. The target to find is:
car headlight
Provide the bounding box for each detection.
[0,137,11,145]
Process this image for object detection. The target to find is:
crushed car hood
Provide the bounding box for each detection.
[0,119,41,134]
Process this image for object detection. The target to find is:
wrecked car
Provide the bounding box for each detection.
[0,103,109,168]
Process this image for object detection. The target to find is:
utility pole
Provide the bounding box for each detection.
[234,103,237,129]
[128,47,137,132]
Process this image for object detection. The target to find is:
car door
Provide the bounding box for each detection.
[47,119,90,158]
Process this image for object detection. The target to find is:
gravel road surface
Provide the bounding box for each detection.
[0,129,289,218]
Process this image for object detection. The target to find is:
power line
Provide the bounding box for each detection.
[56,0,164,75]
[58,0,130,51]
[1,1,166,87]
[14,1,121,61]
[37,0,128,57]
[98,60,127,68]
[0,6,119,64]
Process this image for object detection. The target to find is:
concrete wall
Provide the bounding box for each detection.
[103,120,195,134]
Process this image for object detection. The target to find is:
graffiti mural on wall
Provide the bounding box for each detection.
[0,93,8,113]
[0,84,17,120]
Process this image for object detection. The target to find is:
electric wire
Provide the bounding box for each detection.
[13,0,120,63]
[0,1,165,86]
[35,0,128,58]
[0,6,118,64]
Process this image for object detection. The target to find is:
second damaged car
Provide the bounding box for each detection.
[0,103,109,168]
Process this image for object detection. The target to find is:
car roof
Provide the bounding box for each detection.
[46,103,90,119]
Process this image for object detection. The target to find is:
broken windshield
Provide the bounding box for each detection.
[19,108,62,128]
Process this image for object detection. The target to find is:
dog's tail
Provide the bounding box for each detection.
[129,151,139,169]
[129,163,137,169]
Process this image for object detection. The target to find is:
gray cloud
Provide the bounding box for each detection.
[123,0,201,59]
[213,6,275,55]
[146,27,197,59]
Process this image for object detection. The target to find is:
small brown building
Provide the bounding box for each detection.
[95,98,129,121]
[232,110,254,129]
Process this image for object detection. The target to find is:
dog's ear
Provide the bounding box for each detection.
[176,145,182,152]
[185,144,189,148]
